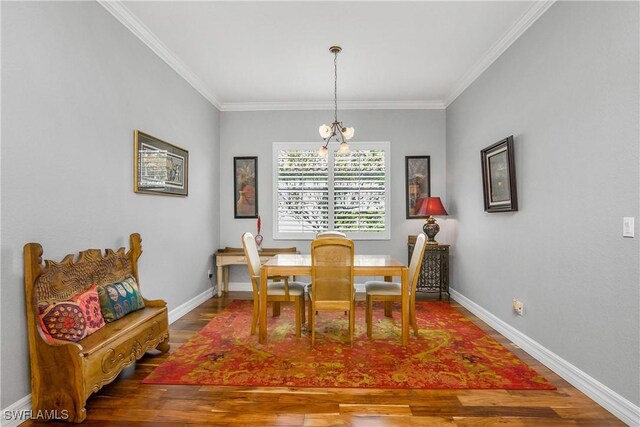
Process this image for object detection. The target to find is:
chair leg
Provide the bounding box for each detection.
[251,296,259,335]
[273,301,281,317]
[295,297,301,338]
[384,301,393,317]
[366,294,373,338]
[349,302,355,345]
[310,302,315,347]
[300,295,306,325]
[410,296,419,336]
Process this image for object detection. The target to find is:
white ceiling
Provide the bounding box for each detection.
[103,1,554,110]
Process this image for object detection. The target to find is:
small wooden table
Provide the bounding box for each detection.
[214,247,297,297]
[260,254,409,346]
[408,236,450,299]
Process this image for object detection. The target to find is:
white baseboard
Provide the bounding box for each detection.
[1,394,32,427]
[1,287,215,426]
[450,289,640,426]
[168,287,215,324]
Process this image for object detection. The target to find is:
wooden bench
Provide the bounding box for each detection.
[23,233,170,423]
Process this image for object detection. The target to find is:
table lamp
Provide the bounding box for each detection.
[416,197,448,245]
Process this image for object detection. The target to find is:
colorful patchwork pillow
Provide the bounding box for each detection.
[98,276,145,323]
[38,301,87,343]
[37,284,105,344]
[72,284,106,334]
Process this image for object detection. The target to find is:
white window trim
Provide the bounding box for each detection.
[272,141,390,241]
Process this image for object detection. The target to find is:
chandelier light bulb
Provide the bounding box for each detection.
[318,145,329,157]
[319,124,332,139]
[341,127,354,140]
[338,141,350,154]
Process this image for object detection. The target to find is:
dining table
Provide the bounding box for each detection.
[259,253,409,345]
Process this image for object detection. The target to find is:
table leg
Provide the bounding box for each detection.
[401,267,409,346]
[223,266,229,293]
[259,267,268,344]
[216,266,223,297]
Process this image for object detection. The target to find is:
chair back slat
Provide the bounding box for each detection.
[311,238,354,302]
[408,233,427,295]
[241,232,261,279]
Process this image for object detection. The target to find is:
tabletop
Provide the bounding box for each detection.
[263,253,406,268]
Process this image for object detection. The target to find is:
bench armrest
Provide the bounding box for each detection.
[142,298,167,308]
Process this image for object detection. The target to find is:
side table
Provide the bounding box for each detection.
[408,235,450,300]
[214,246,298,297]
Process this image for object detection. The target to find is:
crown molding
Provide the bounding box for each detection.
[97,0,222,110]
[443,0,556,108]
[98,0,553,113]
[221,100,446,112]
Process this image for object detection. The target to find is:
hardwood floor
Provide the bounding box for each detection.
[28,292,623,426]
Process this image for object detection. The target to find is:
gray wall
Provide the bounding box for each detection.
[1,2,220,407]
[446,1,639,405]
[219,109,447,282]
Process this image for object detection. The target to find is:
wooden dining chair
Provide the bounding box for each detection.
[364,233,427,338]
[315,231,347,239]
[308,237,355,346]
[241,232,306,338]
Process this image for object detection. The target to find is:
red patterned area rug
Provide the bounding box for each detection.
[143,300,555,390]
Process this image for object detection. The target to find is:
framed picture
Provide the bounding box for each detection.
[234,156,258,218]
[134,130,188,196]
[481,136,518,212]
[405,156,431,219]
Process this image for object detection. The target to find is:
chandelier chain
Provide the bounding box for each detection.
[318,45,352,156]
[334,49,338,124]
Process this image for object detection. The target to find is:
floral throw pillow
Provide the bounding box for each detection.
[71,284,106,334]
[37,284,105,343]
[38,301,87,343]
[98,276,145,323]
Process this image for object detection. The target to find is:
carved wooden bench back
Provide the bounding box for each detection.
[34,248,133,306]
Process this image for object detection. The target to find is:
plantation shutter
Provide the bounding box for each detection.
[333,149,387,233]
[275,149,329,236]
[273,142,390,240]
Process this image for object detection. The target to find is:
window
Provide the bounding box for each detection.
[273,142,390,240]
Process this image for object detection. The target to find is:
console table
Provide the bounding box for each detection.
[213,247,297,297]
[408,235,450,300]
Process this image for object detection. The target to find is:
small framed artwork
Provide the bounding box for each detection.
[481,136,518,212]
[134,130,188,196]
[234,156,258,218]
[405,156,431,219]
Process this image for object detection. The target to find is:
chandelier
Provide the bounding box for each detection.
[318,46,354,157]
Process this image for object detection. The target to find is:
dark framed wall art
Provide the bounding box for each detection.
[481,135,518,212]
[405,156,431,219]
[234,156,258,218]
[134,130,188,196]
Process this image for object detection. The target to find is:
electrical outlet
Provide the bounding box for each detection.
[208,269,212,279]
[512,298,524,316]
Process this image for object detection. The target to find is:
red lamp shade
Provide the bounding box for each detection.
[416,197,448,217]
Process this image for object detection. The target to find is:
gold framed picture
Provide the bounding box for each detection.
[134,130,188,197]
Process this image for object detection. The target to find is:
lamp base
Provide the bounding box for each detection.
[423,216,440,245]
